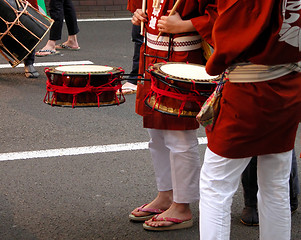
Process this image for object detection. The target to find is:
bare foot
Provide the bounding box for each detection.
[131,190,173,218]
[36,40,57,56]
[144,202,192,227]
[56,35,80,49]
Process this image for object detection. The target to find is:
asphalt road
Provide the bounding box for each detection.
[0,19,300,240]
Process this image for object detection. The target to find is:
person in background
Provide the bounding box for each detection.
[121,0,144,94]
[198,0,301,239]
[24,50,39,78]
[23,0,40,78]
[36,0,80,57]
[240,150,299,226]
[129,0,217,231]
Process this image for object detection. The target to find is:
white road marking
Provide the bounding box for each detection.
[0,137,207,161]
[78,18,132,22]
[0,61,94,69]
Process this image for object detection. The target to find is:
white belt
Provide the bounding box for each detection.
[146,33,202,52]
[228,62,301,83]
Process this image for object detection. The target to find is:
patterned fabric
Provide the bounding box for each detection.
[146,33,203,51]
[196,73,228,131]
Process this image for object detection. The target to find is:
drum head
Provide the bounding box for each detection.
[149,62,219,83]
[49,65,123,75]
[160,63,218,81]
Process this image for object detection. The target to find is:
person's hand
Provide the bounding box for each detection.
[157,11,195,34]
[157,11,183,34]
[132,9,148,26]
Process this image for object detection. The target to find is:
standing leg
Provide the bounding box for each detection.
[165,129,200,203]
[148,129,173,192]
[241,149,299,228]
[143,129,200,230]
[257,151,292,240]
[290,149,299,213]
[24,50,39,78]
[49,0,65,41]
[129,24,143,82]
[63,0,80,36]
[200,147,251,240]
[58,0,80,49]
[129,129,173,221]
[240,156,259,225]
[36,0,63,56]
[121,24,143,93]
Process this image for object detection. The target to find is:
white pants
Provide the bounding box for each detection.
[148,129,200,203]
[200,147,292,240]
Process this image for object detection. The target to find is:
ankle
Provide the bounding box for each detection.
[157,191,173,204]
[170,202,191,213]
[67,35,78,44]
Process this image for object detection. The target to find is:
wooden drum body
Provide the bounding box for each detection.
[44,65,125,107]
[0,0,53,67]
[145,62,219,117]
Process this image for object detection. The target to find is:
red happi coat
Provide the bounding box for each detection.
[136,0,217,130]
[204,0,301,158]
[206,0,301,75]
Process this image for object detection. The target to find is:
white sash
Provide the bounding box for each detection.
[146,33,202,52]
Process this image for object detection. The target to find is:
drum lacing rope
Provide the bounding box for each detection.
[94,72,123,107]
[114,68,126,104]
[44,69,124,108]
[145,70,208,117]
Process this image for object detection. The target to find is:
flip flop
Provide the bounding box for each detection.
[35,49,60,57]
[55,44,80,51]
[129,204,164,222]
[143,215,193,231]
[24,65,39,78]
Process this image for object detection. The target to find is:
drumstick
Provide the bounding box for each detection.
[140,0,147,35]
[156,0,183,41]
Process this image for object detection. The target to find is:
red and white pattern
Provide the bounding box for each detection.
[146,33,203,52]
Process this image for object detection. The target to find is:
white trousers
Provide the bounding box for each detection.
[148,129,200,203]
[200,147,292,240]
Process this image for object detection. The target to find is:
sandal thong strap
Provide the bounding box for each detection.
[137,204,164,214]
[38,49,56,53]
[151,215,188,224]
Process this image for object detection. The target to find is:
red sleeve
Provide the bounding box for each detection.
[205,0,275,75]
[127,0,142,13]
[27,0,39,9]
[190,2,217,47]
